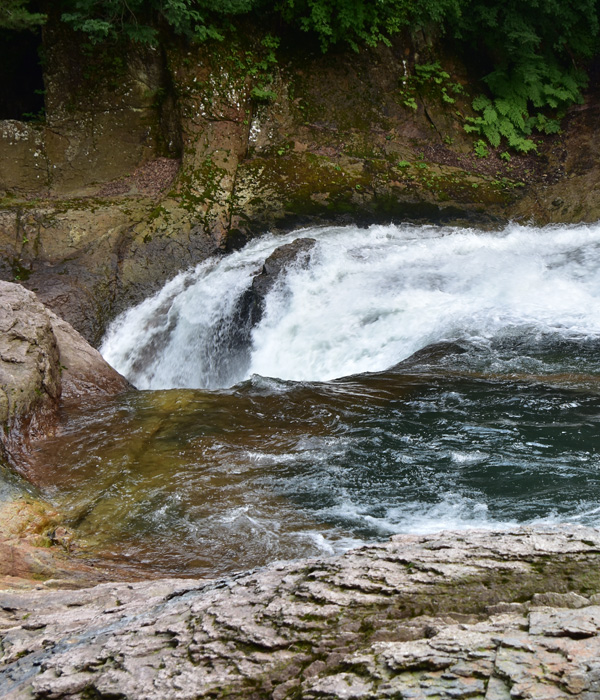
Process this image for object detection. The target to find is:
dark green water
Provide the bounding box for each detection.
[30,347,600,577]
[25,223,600,577]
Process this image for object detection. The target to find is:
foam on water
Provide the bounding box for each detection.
[31,221,600,576]
[101,221,600,389]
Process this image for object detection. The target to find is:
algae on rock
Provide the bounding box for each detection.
[0,22,599,341]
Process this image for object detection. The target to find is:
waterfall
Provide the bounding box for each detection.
[39,220,600,575]
[101,222,600,390]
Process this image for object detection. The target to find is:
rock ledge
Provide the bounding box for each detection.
[3,525,600,699]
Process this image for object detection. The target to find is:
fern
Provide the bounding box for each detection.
[398,62,464,113]
[3,0,598,158]
[465,56,586,153]
[451,0,596,152]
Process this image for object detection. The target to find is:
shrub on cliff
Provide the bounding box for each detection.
[3,0,599,152]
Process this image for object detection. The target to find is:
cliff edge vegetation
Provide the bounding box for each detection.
[0,0,599,342]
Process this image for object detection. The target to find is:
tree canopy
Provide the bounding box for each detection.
[0,0,45,30]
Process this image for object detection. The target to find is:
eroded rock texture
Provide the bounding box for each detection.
[3,526,600,699]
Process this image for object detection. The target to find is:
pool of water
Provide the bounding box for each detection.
[24,222,600,577]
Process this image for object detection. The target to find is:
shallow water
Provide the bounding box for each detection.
[27,222,600,577]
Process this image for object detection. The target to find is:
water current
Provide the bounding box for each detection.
[30,222,600,577]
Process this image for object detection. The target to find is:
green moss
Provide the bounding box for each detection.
[148,205,169,222]
[11,258,32,282]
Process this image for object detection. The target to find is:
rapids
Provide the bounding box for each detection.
[101,222,600,389]
[28,222,600,577]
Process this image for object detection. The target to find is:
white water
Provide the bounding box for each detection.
[101,222,600,389]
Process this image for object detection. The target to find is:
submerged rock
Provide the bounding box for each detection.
[240,237,317,329]
[394,340,470,369]
[0,281,131,465]
[0,497,125,588]
[2,526,600,698]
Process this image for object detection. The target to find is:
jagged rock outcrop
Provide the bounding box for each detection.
[0,281,131,465]
[252,238,316,303]
[3,526,600,699]
[201,237,317,381]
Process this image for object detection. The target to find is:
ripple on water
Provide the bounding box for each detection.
[23,222,600,576]
[22,361,600,577]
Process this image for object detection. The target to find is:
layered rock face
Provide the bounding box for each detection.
[1,25,599,343]
[2,526,600,699]
[0,281,131,466]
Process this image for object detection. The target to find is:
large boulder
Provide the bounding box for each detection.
[0,281,131,465]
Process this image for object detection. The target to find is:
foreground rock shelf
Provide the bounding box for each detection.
[3,526,600,698]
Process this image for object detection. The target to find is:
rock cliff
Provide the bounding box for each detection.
[0,25,598,343]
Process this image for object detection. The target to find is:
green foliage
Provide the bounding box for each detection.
[473,139,489,158]
[227,34,280,103]
[399,61,464,112]
[272,0,597,152]
[463,59,585,152]
[414,63,464,105]
[402,96,418,111]
[59,0,252,44]
[0,0,45,30]
[274,0,461,52]
[251,85,278,102]
[451,0,598,151]
[3,0,598,155]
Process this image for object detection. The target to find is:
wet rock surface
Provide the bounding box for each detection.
[3,526,600,699]
[251,238,316,308]
[0,497,127,588]
[393,340,470,370]
[240,237,317,329]
[0,281,131,463]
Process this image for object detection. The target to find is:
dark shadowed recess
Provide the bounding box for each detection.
[0,28,45,121]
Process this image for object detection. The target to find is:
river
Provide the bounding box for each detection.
[29,222,600,577]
